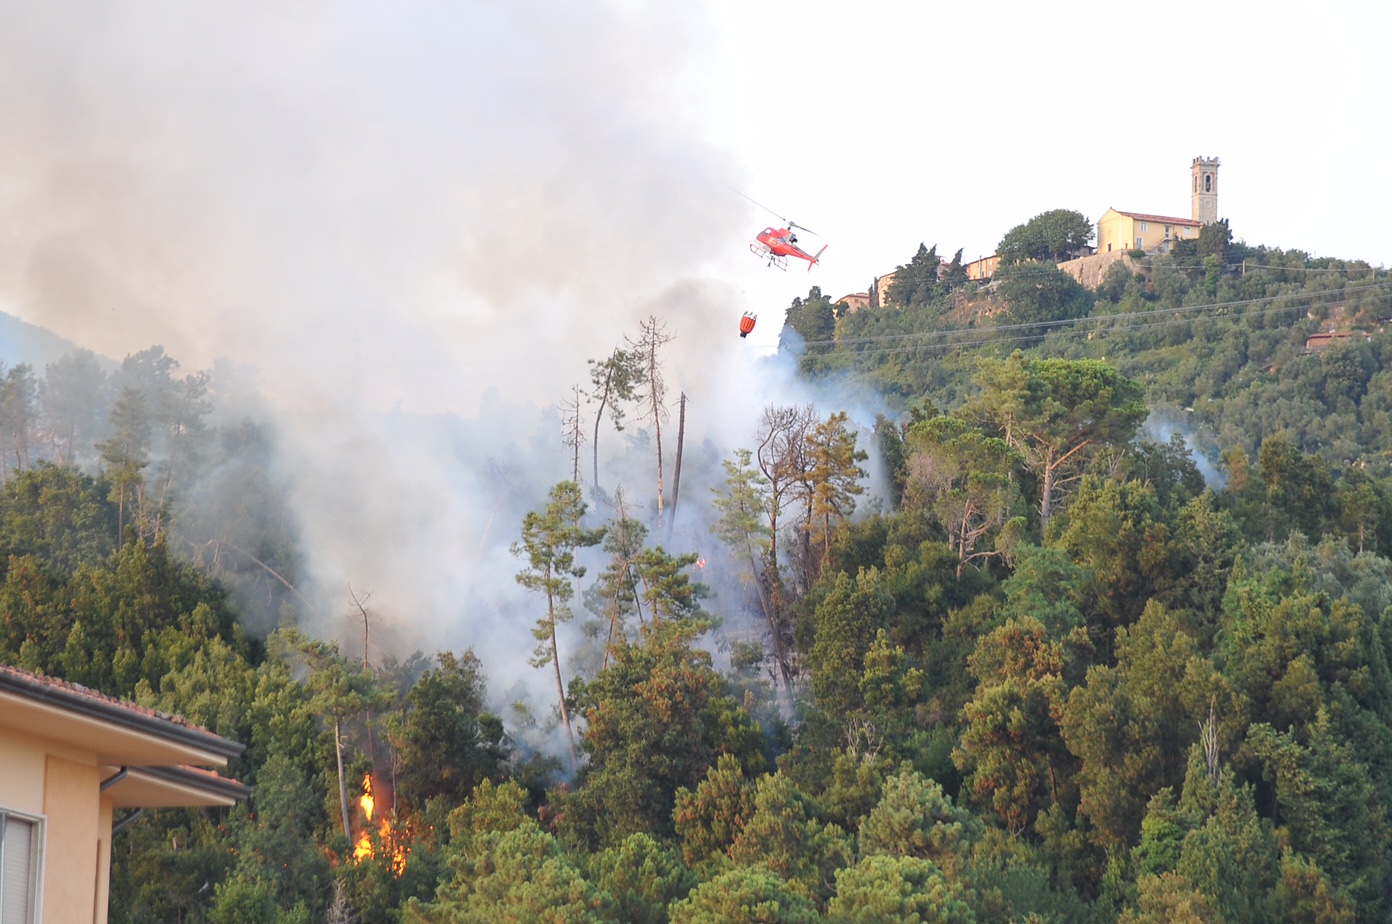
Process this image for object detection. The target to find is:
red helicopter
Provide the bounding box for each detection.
[752,224,828,272]
[735,191,828,272]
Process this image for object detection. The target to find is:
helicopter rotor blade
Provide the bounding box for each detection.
[729,187,791,225]
[731,188,827,240]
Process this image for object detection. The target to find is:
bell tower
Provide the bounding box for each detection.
[1192,156,1220,225]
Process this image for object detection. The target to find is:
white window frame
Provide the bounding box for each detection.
[0,809,44,924]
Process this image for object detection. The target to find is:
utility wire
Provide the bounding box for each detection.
[800,281,1392,363]
[806,280,1392,352]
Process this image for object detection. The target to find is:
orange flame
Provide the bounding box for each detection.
[361,778,376,821]
[353,774,375,861]
[352,773,408,873]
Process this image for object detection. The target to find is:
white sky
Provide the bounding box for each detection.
[705,0,1392,341]
[1,0,1388,399]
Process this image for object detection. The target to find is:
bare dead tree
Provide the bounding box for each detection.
[750,404,817,687]
[1200,698,1222,784]
[711,447,791,694]
[179,534,319,616]
[627,316,674,526]
[561,383,586,486]
[349,587,396,822]
[349,590,380,747]
[755,404,817,590]
[665,392,687,546]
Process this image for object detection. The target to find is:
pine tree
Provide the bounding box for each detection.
[512,481,606,770]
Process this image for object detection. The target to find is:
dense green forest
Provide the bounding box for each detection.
[5,212,1392,922]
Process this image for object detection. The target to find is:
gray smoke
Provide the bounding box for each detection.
[1144,410,1225,489]
[0,2,893,731]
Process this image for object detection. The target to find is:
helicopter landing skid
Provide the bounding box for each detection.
[750,242,787,271]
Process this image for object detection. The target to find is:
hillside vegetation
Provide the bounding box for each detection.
[4,214,1392,922]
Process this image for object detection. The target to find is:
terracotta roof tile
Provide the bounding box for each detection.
[0,662,213,736]
[1112,210,1201,227]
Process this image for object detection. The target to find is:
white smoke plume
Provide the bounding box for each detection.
[0,2,892,720]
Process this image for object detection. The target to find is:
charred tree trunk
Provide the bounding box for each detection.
[334,717,352,838]
[666,393,687,546]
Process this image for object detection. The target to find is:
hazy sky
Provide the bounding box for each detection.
[710,0,1392,317]
[3,0,1387,416]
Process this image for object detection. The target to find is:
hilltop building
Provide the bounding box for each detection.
[0,664,249,924]
[1304,330,1372,354]
[870,272,896,308]
[862,156,1222,296]
[834,292,871,313]
[965,254,999,281]
[868,253,995,310]
[1096,156,1220,254]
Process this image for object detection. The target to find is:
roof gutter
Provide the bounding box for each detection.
[100,767,129,791]
[133,765,253,802]
[0,671,244,762]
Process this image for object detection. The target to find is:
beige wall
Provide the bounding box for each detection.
[1096,210,1128,253]
[965,254,999,281]
[1,730,115,923]
[0,731,48,815]
[44,756,102,924]
[94,799,113,924]
[873,271,897,307]
[1097,209,1198,254]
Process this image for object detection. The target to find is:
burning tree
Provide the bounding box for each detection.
[352,772,408,874]
[274,630,388,846]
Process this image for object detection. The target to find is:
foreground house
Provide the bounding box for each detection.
[0,664,249,924]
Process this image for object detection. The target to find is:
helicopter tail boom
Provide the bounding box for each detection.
[808,244,828,270]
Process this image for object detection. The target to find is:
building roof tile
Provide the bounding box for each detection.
[0,662,243,759]
[1112,209,1201,227]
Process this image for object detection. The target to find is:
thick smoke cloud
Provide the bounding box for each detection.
[0,1,741,409]
[0,2,888,720]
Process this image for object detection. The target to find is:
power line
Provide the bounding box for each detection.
[808,280,1392,352]
[799,280,1392,364]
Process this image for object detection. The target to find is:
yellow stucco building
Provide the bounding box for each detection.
[1096,156,1219,254]
[1096,209,1201,254]
[0,664,248,924]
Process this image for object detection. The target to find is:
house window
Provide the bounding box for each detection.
[1165,225,1171,238]
[1140,222,1148,232]
[0,811,41,924]
[1135,238,1143,249]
